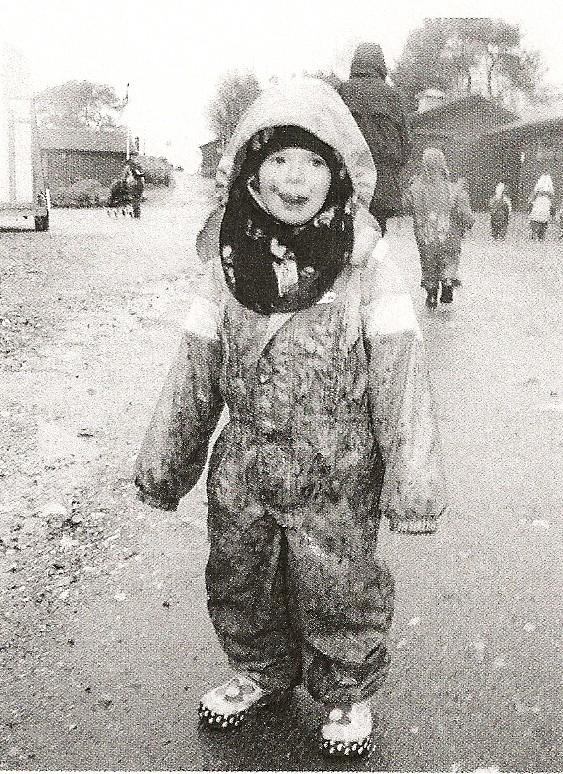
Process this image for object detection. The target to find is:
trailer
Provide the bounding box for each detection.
[0,44,49,231]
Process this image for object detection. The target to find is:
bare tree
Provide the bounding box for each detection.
[207,72,261,146]
[392,18,543,107]
[35,81,123,129]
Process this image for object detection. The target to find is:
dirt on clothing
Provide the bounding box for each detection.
[0,181,561,771]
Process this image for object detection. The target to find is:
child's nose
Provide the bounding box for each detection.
[285,159,306,182]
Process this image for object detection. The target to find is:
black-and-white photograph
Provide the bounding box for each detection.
[0,1,561,771]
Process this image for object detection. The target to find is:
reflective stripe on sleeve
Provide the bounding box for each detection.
[182,296,219,339]
[364,292,422,339]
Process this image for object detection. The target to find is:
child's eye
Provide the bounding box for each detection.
[310,156,326,168]
[273,155,286,165]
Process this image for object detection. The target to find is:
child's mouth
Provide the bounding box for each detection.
[277,192,309,206]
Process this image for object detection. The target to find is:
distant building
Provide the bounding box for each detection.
[408,94,518,209]
[415,88,447,114]
[39,126,129,188]
[410,93,516,159]
[199,139,223,178]
[480,109,563,208]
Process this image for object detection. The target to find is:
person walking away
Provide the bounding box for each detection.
[338,42,412,237]
[489,182,511,240]
[134,79,446,759]
[528,174,554,241]
[529,193,553,240]
[404,148,474,308]
[122,149,145,218]
[532,173,554,198]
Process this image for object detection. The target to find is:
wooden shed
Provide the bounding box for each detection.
[39,126,128,187]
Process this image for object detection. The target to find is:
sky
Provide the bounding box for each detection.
[1,0,562,169]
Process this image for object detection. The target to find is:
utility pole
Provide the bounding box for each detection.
[121,82,130,159]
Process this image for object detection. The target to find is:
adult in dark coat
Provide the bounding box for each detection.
[339,42,412,236]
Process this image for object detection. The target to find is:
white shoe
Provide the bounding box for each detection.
[198,674,290,730]
[320,701,373,757]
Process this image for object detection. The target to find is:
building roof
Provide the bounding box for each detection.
[481,107,563,138]
[39,125,128,153]
[415,87,446,100]
[411,94,517,126]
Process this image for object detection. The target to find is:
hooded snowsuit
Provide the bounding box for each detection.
[338,43,412,235]
[135,79,446,705]
[404,150,474,291]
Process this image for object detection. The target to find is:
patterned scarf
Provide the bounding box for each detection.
[219,125,355,315]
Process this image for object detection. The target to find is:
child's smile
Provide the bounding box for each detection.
[257,147,331,225]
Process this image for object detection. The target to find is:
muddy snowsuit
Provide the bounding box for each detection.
[405,174,474,291]
[135,80,446,705]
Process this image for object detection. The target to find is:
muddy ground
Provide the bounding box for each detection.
[0,175,561,772]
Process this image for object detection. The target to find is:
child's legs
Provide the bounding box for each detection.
[206,496,302,693]
[441,251,459,284]
[538,221,548,240]
[285,514,394,705]
[419,248,440,290]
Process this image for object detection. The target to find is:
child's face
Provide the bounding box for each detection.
[257,147,331,225]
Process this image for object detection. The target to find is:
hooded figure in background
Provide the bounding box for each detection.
[532,174,554,197]
[404,148,474,308]
[338,42,412,236]
[135,78,445,757]
[489,182,512,240]
[528,173,555,241]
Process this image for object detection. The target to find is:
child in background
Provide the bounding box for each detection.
[528,174,555,241]
[529,192,554,241]
[404,149,474,308]
[489,182,512,240]
[134,80,445,758]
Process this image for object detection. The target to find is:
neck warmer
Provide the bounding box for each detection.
[219,125,355,315]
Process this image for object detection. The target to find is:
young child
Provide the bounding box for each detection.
[489,182,511,240]
[404,149,474,308]
[528,190,554,241]
[134,79,445,758]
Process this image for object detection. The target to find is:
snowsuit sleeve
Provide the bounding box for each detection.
[134,262,224,510]
[360,244,447,533]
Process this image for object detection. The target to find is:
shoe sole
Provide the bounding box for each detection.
[320,733,373,758]
[198,689,292,731]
